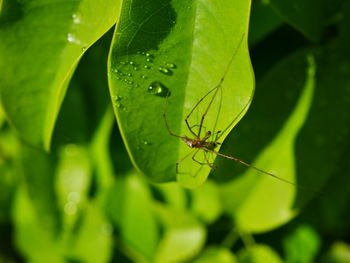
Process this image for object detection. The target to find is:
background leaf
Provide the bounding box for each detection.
[0,0,122,149]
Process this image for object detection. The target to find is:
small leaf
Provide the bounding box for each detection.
[283,225,320,263]
[193,247,237,263]
[238,244,283,263]
[154,203,206,263]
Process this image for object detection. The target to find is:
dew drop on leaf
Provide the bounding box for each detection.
[147,81,169,97]
[166,63,176,69]
[72,13,81,24]
[158,67,173,75]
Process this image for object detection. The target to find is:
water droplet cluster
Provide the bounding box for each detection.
[111,51,176,97]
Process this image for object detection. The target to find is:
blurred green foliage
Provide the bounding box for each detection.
[1,0,350,262]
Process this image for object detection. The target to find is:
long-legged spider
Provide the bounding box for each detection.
[163,35,300,188]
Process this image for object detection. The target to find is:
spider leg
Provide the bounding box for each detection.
[190,124,207,135]
[203,151,218,170]
[198,35,247,140]
[176,149,196,174]
[192,149,207,166]
[162,93,184,139]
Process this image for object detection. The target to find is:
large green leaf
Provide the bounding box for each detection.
[219,51,315,232]
[268,0,345,42]
[218,45,350,232]
[0,0,122,149]
[108,0,254,187]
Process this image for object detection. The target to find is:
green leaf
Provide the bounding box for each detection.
[64,203,113,263]
[20,143,61,233]
[219,52,315,232]
[190,180,222,224]
[154,203,206,263]
[322,242,350,263]
[268,0,345,42]
[193,247,237,263]
[106,172,159,262]
[268,0,321,41]
[13,185,65,263]
[108,0,254,187]
[55,144,92,229]
[0,0,122,150]
[283,225,320,263]
[249,0,283,46]
[219,44,350,233]
[238,244,283,263]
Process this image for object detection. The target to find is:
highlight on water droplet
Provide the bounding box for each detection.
[144,65,151,69]
[72,13,81,24]
[147,81,170,97]
[67,33,76,43]
[166,63,176,69]
[141,74,148,79]
[143,140,150,145]
[127,73,132,77]
[129,61,134,65]
[133,67,139,71]
[146,58,153,62]
[158,67,173,76]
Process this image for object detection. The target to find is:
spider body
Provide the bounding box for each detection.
[181,136,219,149]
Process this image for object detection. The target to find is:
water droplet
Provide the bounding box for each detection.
[81,46,87,52]
[133,67,139,71]
[67,33,76,43]
[129,61,134,65]
[144,65,151,69]
[166,63,176,69]
[120,61,126,65]
[72,13,81,24]
[146,52,152,57]
[146,58,153,62]
[122,106,128,112]
[116,102,121,108]
[143,140,150,145]
[141,74,148,79]
[127,73,132,77]
[158,67,173,75]
[128,81,133,85]
[113,69,120,73]
[115,95,122,101]
[134,83,139,88]
[147,81,170,97]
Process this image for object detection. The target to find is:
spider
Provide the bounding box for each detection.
[163,35,300,188]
